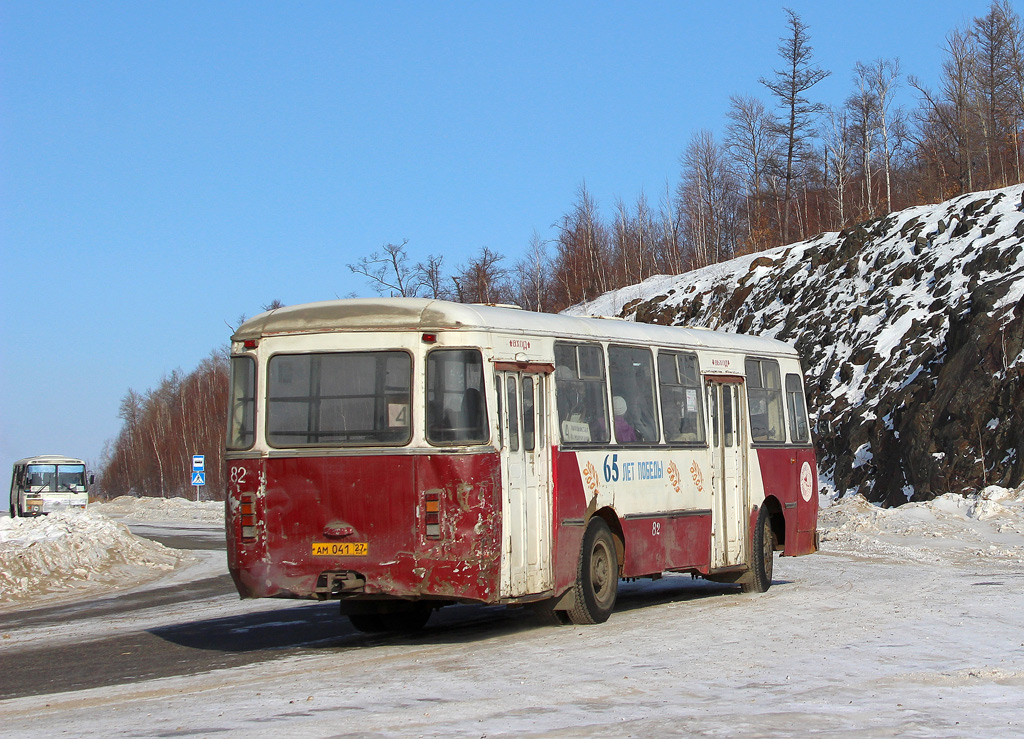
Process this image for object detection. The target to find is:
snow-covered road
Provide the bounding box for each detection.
[1,491,1024,737]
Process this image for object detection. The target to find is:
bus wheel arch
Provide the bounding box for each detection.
[760,495,786,551]
[591,508,625,573]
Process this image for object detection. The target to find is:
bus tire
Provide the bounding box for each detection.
[568,518,618,625]
[531,599,572,626]
[742,506,774,593]
[348,603,432,633]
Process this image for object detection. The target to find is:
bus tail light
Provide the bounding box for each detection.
[424,491,442,539]
[240,492,257,541]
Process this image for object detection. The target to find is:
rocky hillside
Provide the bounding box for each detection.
[567,186,1024,506]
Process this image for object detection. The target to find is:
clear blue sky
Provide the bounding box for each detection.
[0,1,996,478]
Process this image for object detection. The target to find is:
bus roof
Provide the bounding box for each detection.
[233,298,796,357]
[14,455,86,466]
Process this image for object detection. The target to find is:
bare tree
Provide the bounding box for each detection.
[415,254,449,300]
[656,181,686,274]
[972,0,1018,187]
[552,183,611,306]
[911,27,979,195]
[725,95,782,250]
[867,58,903,211]
[1002,0,1024,181]
[760,8,831,244]
[611,191,657,286]
[849,62,879,217]
[451,247,510,304]
[678,130,740,268]
[822,105,853,226]
[511,231,551,311]
[348,239,421,297]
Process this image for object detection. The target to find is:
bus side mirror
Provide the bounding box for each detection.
[89,474,95,485]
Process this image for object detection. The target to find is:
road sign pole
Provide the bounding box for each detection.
[191,455,206,502]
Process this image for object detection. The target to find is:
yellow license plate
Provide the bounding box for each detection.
[312,541,368,557]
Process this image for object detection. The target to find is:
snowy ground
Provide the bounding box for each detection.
[2,491,1024,736]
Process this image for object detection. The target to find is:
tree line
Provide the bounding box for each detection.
[351,2,1024,312]
[100,351,230,499]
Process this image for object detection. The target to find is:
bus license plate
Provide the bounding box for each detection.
[312,542,368,557]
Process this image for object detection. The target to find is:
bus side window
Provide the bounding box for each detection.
[786,373,810,443]
[745,358,784,443]
[426,349,488,445]
[608,345,658,444]
[553,342,609,444]
[657,352,705,444]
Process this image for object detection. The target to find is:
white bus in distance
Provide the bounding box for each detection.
[225,298,818,631]
[10,455,92,517]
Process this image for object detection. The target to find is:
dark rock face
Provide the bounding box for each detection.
[575,186,1024,506]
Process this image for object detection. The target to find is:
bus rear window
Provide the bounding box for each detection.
[426,349,488,445]
[267,351,412,447]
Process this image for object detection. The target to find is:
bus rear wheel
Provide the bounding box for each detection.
[347,603,432,633]
[742,506,775,593]
[568,518,618,625]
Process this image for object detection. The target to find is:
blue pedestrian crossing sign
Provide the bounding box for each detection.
[191,471,206,486]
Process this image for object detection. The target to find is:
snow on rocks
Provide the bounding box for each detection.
[0,508,192,608]
[92,495,224,523]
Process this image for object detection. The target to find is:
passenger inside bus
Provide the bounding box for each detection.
[461,387,484,435]
[613,396,636,442]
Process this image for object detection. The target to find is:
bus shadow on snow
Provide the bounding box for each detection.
[149,574,791,654]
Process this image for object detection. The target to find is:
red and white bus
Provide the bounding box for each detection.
[225,298,818,631]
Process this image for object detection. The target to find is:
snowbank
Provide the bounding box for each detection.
[820,484,1024,564]
[93,495,224,523]
[0,508,192,607]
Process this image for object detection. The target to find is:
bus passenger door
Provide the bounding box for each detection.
[706,380,748,569]
[497,371,552,598]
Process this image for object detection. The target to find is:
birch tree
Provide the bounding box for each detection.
[725,95,782,250]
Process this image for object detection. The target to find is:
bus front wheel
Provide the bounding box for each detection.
[568,518,618,625]
[742,506,775,593]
